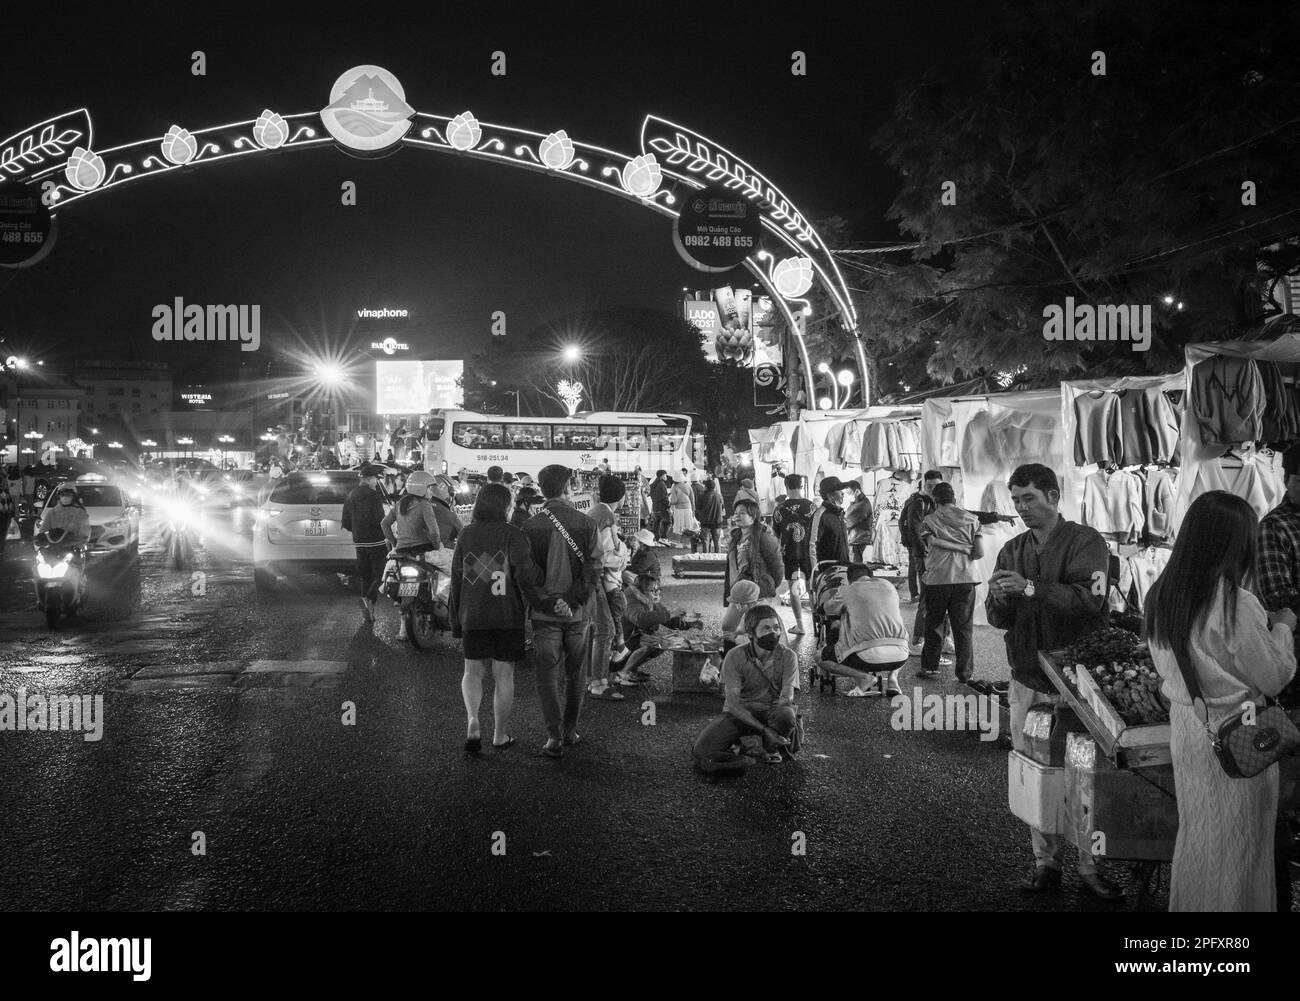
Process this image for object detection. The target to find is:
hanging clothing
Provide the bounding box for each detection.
[939,416,961,467]
[1117,547,1171,613]
[1080,469,1144,542]
[872,474,911,565]
[1073,391,1122,466]
[894,421,922,472]
[1142,466,1178,544]
[824,422,849,465]
[839,421,865,468]
[1190,355,1265,446]
[1183,452,1280,521]
[861,422,890,470]
[885,422,903,470]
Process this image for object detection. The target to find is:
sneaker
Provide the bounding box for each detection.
[939,656,954,667]
[844,685,880,698]
[614,673,642,686]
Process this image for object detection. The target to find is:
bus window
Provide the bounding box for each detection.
[600,426,630,450]
[506,423,550,449]
[453,423,495,447]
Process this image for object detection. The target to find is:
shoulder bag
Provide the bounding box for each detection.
[1171,644,1300,779]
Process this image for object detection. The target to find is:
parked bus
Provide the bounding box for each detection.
[423,410,696,478]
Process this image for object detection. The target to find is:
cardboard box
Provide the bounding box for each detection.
[1007,751,1068,835]
[671,554,727,578]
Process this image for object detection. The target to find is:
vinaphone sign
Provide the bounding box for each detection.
[0,64,868,409]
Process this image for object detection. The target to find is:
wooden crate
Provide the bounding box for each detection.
[671,553,727,578]
[1065,732,1177,862]
[1039,651,1171,769]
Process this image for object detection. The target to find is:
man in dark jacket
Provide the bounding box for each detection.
[522,464,602,758]
[986,463,1119,902]
[341,465,389,625]
[649,469,671,542]
[809,477,851,567]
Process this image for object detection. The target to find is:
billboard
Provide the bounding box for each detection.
[684,287,782,368]
[375,360,463,414]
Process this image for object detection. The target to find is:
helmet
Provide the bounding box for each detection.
[405,470,436,497]
[428,474,456,503]
[55,483,78,498]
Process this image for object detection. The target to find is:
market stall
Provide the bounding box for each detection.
[1170,331,1300,534]
[920,389,1065,624]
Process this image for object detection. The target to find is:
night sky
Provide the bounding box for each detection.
[0,1,997,381]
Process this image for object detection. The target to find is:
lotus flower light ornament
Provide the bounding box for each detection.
[161,125,198,165]
[772,256,814,299]
[447,112,482,151]
[620,154,662,197]
[539,130,575,170]
[253,110,289,149]
[64,146,106,190]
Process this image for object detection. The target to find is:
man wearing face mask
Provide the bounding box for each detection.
[809,477,851,567]
[692,604,798,765]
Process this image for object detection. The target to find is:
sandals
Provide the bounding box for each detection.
[542,742,564,758]
[492,737,516,751]
[589,686,626,700]
[563,732,582,747]
[464,737,482,754]
[764,751,783,764]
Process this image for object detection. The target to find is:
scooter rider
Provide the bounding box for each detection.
[381,470,448,642]
[426,473,465,569]
[38,485,91,545]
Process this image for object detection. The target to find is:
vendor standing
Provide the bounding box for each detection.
[985,463,1121,901]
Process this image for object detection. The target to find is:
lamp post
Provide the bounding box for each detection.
[218,434,234,469]
[836,369,856,410]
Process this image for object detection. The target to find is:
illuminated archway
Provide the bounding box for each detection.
[1,77,868,410]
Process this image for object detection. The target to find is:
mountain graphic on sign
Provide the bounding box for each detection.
[326,74,414,121]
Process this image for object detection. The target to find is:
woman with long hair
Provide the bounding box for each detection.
[725,498,783,601]
[448,483,544,755]
[1144,490,1296,911]
[381,470,444,641]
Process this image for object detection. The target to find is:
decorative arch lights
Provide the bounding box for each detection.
[1,65,866,405]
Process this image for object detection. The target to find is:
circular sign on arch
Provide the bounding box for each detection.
[0,185,55,268]
[672,183,761,272]
[320,65,415,154]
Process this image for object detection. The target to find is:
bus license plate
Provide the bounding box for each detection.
[304,521,325,536]
[399,582,420,597]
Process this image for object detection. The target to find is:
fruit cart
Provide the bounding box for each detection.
[1004,627,1178,906]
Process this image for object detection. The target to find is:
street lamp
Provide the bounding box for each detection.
[836,368,856,409]
[218,434,235,468]
[562,345,582,364]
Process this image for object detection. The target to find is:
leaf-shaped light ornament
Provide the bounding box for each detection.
[161,125,198,165]
[253,110,289,149]
[447,112,482,151]
[716,329,754,364]
[64,146,106,190]
[621,154,662,197]
[772,256,814,299]
[539,130,574,170]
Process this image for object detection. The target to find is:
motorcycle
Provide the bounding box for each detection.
[160,484,200,571]
[33,528,88,628]
[381,550,452,649]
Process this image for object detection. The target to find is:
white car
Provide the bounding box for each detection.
[251,470,364,591]
[42,476,141,557]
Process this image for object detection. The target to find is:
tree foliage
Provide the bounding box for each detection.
[862,0,1300,388]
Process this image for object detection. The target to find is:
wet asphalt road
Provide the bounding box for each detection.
[0,508,1292,912]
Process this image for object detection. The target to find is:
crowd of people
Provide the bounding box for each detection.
[341,449,1296,912]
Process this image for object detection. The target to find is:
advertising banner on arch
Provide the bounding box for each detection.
[684,288,781,368]
[375,360,463,414]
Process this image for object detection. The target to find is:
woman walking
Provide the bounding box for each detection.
[448,483,544,755]
[1145,490,1296,911]
[669,475,695,541]
[724,499,783,601]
